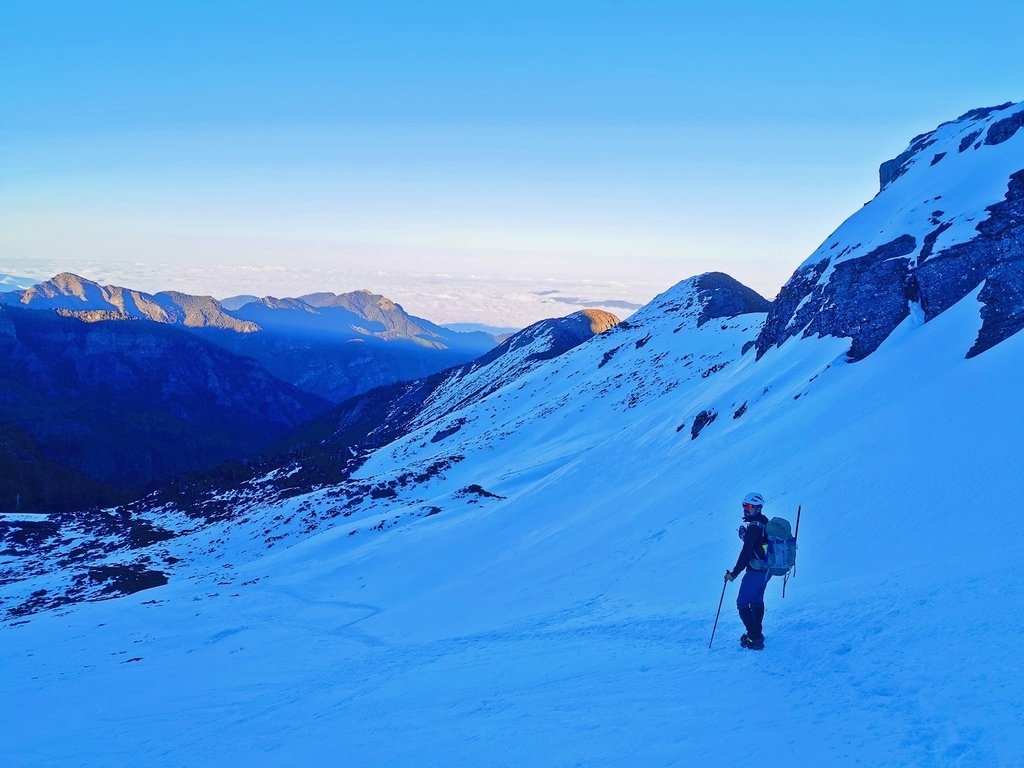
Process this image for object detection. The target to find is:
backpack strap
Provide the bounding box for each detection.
[747,520,767,563]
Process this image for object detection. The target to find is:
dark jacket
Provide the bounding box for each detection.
[731,512,769,577]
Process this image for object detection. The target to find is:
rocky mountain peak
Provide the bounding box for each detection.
[47,272,97,295]
[632,272,770,330]
[689,272,772,324]
[878,101,1022,193]
[575,309,620,335]
[21,272,102,304]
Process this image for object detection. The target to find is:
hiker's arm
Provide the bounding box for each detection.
[730,527,756,577]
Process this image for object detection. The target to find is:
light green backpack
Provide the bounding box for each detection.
[763,517,797,576]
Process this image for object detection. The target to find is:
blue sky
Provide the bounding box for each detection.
[2,0,1022,299]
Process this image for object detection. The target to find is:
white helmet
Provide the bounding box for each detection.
[742,492,764,507]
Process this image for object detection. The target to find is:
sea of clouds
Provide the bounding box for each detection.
[0,260,663,331]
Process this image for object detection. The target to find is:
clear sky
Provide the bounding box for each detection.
[2,0,1022,303]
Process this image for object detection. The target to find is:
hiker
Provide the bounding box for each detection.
[725,492,771,650]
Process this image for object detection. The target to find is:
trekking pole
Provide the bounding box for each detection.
[782,504,802,598]
[709,577,728,649]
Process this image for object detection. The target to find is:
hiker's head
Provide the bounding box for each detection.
[741,492,764,518]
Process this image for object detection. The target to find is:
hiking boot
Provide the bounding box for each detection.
[738,605,755,636]
[740,634,765,651]
[751,605,766,639]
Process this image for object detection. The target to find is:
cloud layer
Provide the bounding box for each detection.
[0,261,664,329]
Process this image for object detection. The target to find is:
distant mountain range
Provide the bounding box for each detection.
[0,273,498,402]
[0,274,501,511]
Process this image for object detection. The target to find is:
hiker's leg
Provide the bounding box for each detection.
[736,570,762,636]
[750,573,771,641]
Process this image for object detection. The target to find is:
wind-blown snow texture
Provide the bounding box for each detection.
[3,104,1024,767]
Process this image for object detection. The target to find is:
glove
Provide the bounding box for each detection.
[724,570,736,582]
[737,525,747,540]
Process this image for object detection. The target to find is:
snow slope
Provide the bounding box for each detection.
[3,280,1020,767]
[3,104,1024,767]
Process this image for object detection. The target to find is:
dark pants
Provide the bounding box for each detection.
[737,568,771,641]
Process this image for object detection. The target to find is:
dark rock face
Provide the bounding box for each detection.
[915,169,1024,357]
[920,222,954,263]
[87,564,168,595]
[753,258,828,357]
[955,102,1014,122]
[959,131,982,152]
[756,169,1024,361]
[691,273,772,325]
[757,101,1024,362]
[756,236,917,361]
[639,272,770,331]
[984,110,1024,146]
[879,135,937,191]
[877,103,1020,193]
[690,409,717,440]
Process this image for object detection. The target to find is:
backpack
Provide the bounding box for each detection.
[763,516,797,576]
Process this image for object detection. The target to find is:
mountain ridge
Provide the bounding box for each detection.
[2,273,500,403]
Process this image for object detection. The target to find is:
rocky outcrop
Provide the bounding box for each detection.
[756,235,918,361]
[689,273,772,326]
[756,100,1024,361]
[879,102,1015,190]
[915,169,1024,357]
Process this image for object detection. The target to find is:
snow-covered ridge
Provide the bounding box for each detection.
[409,309,620,428]
[757,100,1024,360]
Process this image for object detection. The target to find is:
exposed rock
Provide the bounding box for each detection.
[691,273,771,326]
[757,235,917,361]
[690,409,717,440]
[984,110,1024,146]
[756,100,1024,362]
[915,169,1024,357]
[959,131,982,152]
[879,136,937,191]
